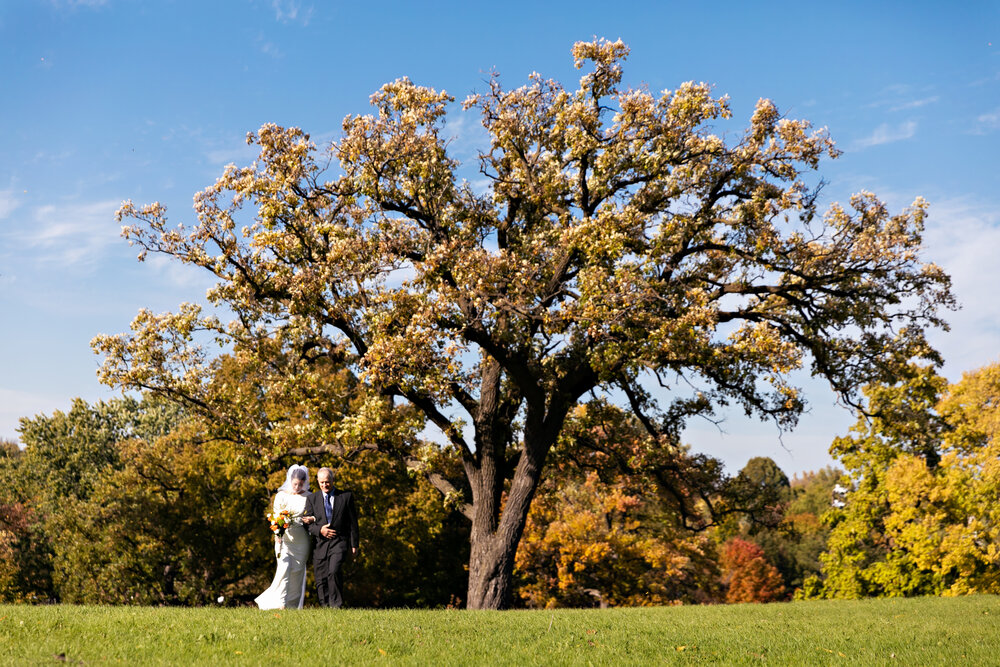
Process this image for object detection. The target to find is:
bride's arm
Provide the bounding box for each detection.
[293,494,314,523]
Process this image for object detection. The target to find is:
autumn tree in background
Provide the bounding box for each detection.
[713,457,790,596]
[783,467,841,591]
[94,38,954,608]
[812,363,947,598]
[52,420,273,604]
[716,458,841,597]
[1,397,184,602]
[720,537,785,603]
[514,401,719,607]
[812,362,1000,598]
[722,457,792,532]
[917,363,1000,593]
[0,438,52,602]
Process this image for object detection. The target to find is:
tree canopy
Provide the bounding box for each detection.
[94,38,953,608]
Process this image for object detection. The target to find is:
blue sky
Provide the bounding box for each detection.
[1,0,998,476]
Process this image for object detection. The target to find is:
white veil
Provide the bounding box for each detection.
[277,464,311,494]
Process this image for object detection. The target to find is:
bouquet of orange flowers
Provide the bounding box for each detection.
[267,509,294,537]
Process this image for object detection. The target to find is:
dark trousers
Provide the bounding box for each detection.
[314,547,347,608]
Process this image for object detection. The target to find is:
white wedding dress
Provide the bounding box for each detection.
[255,491,311,609]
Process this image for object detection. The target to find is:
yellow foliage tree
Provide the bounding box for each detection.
[814,362,1000,597]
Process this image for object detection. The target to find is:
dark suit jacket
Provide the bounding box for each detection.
[304,488,359,557]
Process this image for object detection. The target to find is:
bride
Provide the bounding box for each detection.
[255,464,315,609]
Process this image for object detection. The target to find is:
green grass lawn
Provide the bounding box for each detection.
[2,596,998,665]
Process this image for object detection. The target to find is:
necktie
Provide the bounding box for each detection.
[323,493,333,524]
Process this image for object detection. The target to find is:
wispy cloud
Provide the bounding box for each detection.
[9,200,122,268]
[47,0,109,9]
[923,196,1000,377]
[0,188,19,219]
[205,141,259,166]
[972,107,1000,134]
[271,0,313,24]
[851,120,917,150]
[444,110,490,162]
[888,96,939,112]
[145,253,217,291]
[969,71,1000,88]
[867,84,938,113]
[31,149,74,165]
[260,41,283,59]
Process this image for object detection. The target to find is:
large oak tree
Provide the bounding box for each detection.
[94,39,953,609]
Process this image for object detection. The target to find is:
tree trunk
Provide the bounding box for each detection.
[464,422,558,609]
[464,430,521,610]
[466,530,516,610]
[462,362,576,609]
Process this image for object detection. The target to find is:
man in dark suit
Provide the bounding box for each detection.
[304,467,359,608]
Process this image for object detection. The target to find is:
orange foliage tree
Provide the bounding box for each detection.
[720,537,785,603]
[514,401,720,607]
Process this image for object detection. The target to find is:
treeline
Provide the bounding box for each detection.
[0,394,833,607]
[2,360,998,606]
[0,395,831,607]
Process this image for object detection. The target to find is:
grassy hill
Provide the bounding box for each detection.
[3,595,998,664]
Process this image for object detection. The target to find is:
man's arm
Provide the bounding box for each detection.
[304,494,323,539]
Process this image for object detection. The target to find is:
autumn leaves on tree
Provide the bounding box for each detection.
[92,39,953,609]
